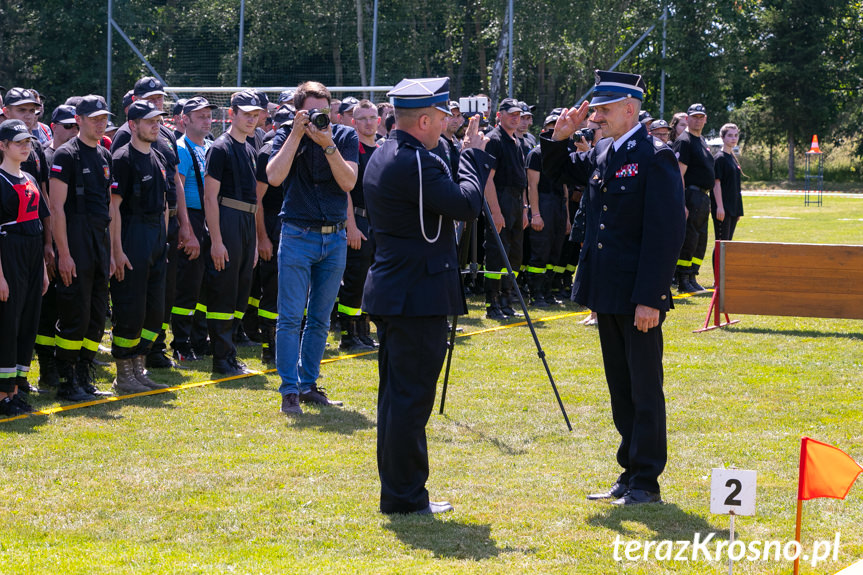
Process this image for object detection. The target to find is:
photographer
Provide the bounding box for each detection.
[266,81,358,415]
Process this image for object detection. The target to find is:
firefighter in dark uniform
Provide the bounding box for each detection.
[254,105,292,363]
[542,70,685,505]
[524,115,570,306]
[483,98,527,319]
[673,103,714,294]
[0,120,50,415]
[338,99,380,351]
[3,90,54,395]
[49,95,115,401]
[171,96,216,362]
[204,91,263,376]
[363,77,492,515]
[112,77,200,368]
[108,101,173,394]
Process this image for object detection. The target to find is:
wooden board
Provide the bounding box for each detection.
[718,242,863,320]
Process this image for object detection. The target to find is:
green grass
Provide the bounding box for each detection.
[1,195,862,574]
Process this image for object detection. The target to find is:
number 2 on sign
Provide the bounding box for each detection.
[710,469,756,516]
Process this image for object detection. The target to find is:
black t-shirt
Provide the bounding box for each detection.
[485,125,527,191]
[0,168,49,236]
[672,130,714,189]
[111,144,168,216]
[351,140,378,209]
[22,139,50,192]
[50,137,113,225]
[526,146,564,197]
[112,123,179,207]
[44,145,57,177]
[713,151,744,218]
[207,133,257,204]
[255,141,285,215]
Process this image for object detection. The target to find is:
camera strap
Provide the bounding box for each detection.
[416,150,442,244]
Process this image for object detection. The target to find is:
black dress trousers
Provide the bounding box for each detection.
[596,311,667,494]
[374,314,448,514]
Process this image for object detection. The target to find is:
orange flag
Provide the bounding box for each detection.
[798,437,863,501]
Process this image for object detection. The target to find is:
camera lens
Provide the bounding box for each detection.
[310,111,330,129]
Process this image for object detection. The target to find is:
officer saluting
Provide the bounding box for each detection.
[541,71,685,505]
[362,77,491,515]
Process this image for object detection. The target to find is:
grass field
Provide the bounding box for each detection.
[1,194,861,574]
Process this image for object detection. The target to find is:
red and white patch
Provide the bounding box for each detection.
[51,164,63,173]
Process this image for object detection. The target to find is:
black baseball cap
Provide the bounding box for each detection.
[649,119,669,130]
[687,103,707,116]
[498,98,522,113]
[278,89,295,105]
[518,101,535,116]
[134,77,167,99]
[0,119,37,142]
[231,91,266,112]
[273,105,295,125]
[4,87,40,107]
[127,100,167,121]
[64,96,83,108]
[339,96,359,114]
[121,90,134,111]
[543,114,559,127]
[172,99,188,116]
[183,96,217,115]
[252,90,270,109]
[51,105,77,125]
[76,95,113,118]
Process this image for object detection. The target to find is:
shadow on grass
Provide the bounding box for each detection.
[214,373,271,392]
[439,418,529,456]
[586,502,728,541]
[384,516,506,560]
[288,406,374,435]
[726,326,863,341]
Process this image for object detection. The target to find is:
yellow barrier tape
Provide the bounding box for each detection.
[0,300,700,424]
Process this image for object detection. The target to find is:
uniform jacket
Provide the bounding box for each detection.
[362,130,492,317]
[541,124,685,315]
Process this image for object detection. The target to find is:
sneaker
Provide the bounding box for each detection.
[280,393,303,415]
[299,385,343,407]
[172,345,200,363]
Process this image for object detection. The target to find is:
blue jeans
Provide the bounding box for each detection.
[276,221,347,395]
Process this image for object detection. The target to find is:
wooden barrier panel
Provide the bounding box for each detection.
[718,242,863,320]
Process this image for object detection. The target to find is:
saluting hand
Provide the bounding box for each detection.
[462,115,489,151]
[552,101,590,141]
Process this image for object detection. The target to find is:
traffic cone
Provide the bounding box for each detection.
[808,135,822,154]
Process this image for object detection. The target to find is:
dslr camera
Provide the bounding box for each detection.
[308,108,331,129]
[573,128,595,143]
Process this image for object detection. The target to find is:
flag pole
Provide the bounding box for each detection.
[793,498,803,575]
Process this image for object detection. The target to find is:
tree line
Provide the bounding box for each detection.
[1,0,861,180]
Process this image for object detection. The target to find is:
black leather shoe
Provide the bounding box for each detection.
[146,350,175,369]
[280,393,303,415]
[611,489,662,506]
[587,482,629,501]
[299,385,343,407]
[485,305,506,320]
[500,305,523,318]
[212,359,246,377]
[414,501,454,515]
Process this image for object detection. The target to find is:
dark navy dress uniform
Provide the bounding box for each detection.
[362,77,493,514]
[541,72,685,497]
